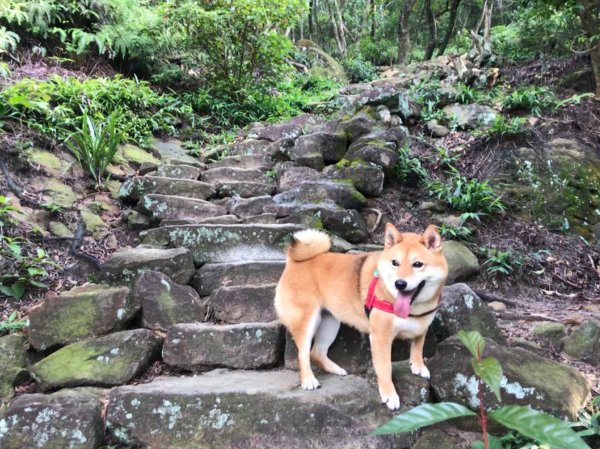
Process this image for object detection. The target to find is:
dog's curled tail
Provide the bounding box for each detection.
[287,229,331,262]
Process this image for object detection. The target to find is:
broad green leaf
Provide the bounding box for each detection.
[489,406,591,449]
[372,402,477,435]
[472,436,503,449]
[472,356,503,401]
[457,330,485,359]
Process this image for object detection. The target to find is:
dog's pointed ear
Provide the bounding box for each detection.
[384,223,402,248]
[423,224,442,252]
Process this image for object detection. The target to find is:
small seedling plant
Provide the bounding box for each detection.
[372,330,591,449]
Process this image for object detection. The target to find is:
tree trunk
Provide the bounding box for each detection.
[397,0,418,64]
[469,0,494,66]
[332,0,347,55]
[437,0,461,56]
[328,0,345,55]
[371,0,376,38]
[576,0,600,97]
[308,0,314,38]
[424,0,438,60]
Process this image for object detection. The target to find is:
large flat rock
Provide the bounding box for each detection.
[140,224,301,265]
[28,284,136,351]
[106,370,415,449]
[210,284,277,324]
[118,176,215,201]
[163,322,284,370]
[193,261,285,296]
[31,329,163,391]
[100,247,195,285]
[0,389,104,449]
[0,334,29,408]
[140,194,228,222]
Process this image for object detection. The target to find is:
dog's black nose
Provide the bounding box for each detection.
[395,279,408,291]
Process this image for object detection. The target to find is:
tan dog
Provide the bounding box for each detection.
[274,223,448,410]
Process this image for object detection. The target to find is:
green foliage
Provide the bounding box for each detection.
[426,170,505,215]
[574,396,600,442]
[0,75,194,147]
[0,311,28,333]
[372,403,477,435]
[342,56,378,83]
[357,37,397,66]
[65,111,125,184]
[373,330,592,449]
[483,248,523,276]
[479,116,528,139]
[164,0,305,94]
[502,87,556,116]
[454,84,481,104]
[394,143,429,183]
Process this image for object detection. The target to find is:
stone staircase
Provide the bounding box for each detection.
[1,95,592,449]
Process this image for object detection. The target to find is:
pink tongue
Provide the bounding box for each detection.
[393,292,412,318]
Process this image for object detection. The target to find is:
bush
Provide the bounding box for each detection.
[342,57,378,83]
[502,86,556,116]
[358,37,397,66]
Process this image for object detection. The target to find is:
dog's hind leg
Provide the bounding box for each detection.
[288,306,322,390]
[311,312,347,376]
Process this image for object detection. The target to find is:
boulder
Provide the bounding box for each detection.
[563,319,600,365]
[227,139,271,156]
[429,336,591,420]
[216,181,276,198]
[532,323,566,349]
[100,247,195,285]
[201,167,266,184]
[210,284,277,324]
[163,322,284,370]
[432,283,506,344]
[0,334,29,408]
[228,195,274,217]
[292,133,348,165]
[31,329,163,391]
[151,139,202,166]
[442,103,497,130]
[0,389,104,449]
[125,210,150,230]
[272,180,367,210]
[193,261,284,296]
[28,284,135,351]
[134,271,207,331]
[140,194,228,222]
[324,162,385,197]
[106,370,414,449]
[155,164,202,180]
[354,85,419,122]
[140,224,301,265]
[338,116,377,141]
[118,176,215,202]
[209,155,273,171]
[248,123,303,143]
[426,119,450,138]
[276,163,322,192]
[244,213,278,224]
[442,241,480,283]
[285,324,437,375]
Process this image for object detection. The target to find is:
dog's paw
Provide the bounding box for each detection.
[301,376,321,390]
[409,362,430,379]
[380,392,401,411]
[331,366,348,376]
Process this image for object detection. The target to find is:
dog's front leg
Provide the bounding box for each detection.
[409,333,430,379]
[369,324,399,410]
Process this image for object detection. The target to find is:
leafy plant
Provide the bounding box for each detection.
[65,111,125,185]
[502,86,556,116]
[574,396,600,442]
[373,330,592,449]
[479,116,528,139]
[483,248,523,276]
[342,56,378,83]
[426,170,505,214]
[394,143,429,183]
[0,311,28,334]
[454,84,481,104]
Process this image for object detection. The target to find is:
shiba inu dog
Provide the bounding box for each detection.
[274,223,448,410]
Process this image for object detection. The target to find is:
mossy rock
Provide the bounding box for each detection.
[31,329,163,390]
[80,208,106,239]
[296,39,348,83]
[42,178,80,209]
[26,148,64,176]
[442,241,480,284]
[118,143,160,166]
[563,319,600,365]
[0,334,29,410]
[532,323,566,349]
[48,221,73,238]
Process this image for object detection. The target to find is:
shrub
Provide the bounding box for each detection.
[65,111,125,185]
[478,116,529,139]
[358,37,397,66]
[342,57,378,83]
[502,86,556,116]
[394,143,429,183]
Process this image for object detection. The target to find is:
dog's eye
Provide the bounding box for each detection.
[413,261,424,268]
[392,259,400,267]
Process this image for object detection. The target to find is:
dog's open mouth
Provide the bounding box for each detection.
[393,281,426,318]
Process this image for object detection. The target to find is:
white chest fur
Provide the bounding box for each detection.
[392,314,435,339]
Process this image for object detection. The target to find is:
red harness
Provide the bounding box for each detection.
[364,273,441,318]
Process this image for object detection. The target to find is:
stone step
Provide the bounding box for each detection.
[163,321,284,370]
[140,224,301,265]
[150,139,203,167]
[158,215,240,226]
[119,176,215,202]
[106,370,415,449]
[140,194,227,222]
[227,195,274,217]
[201,167,266,184]
[210,284,277,324]
[100,246,195,285]
[193,261,284,296]
[209,154,273,170]
[151,164,203,180]
[216,180,276,198]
